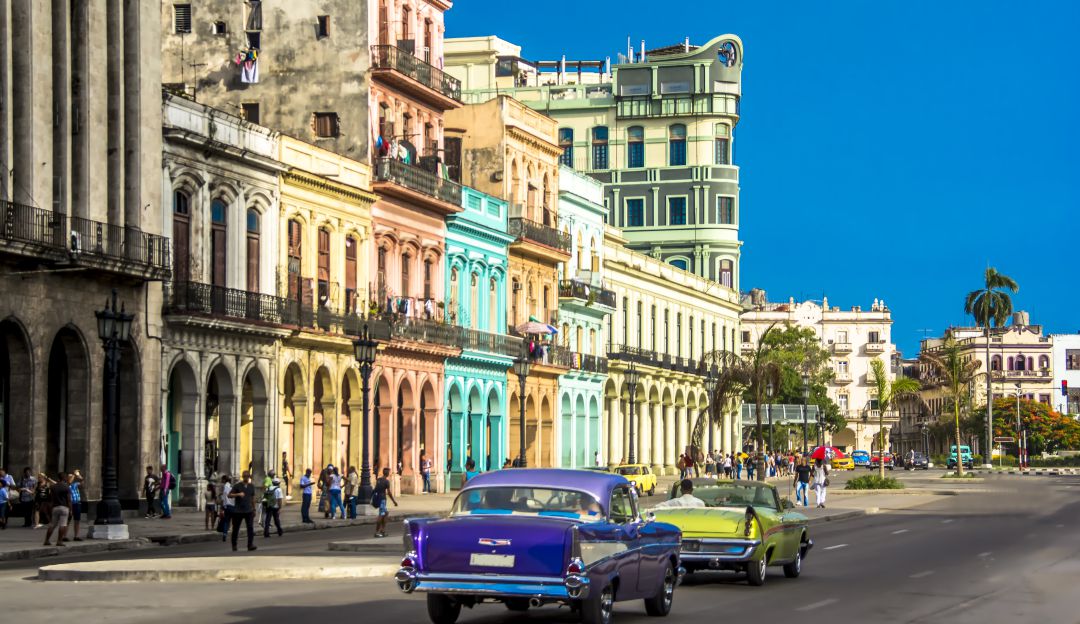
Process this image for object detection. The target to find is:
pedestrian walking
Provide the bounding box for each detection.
[327,466,345,519]
[205,480,218,531]
[41,473,70,546]
[345,466,359,518]
[746,456,756,481]
[317,466,329,518]
[734,455,743,480]
[723,454,732,478]
[34,473,53,528]
[262,478,283,538]
[812,458,830,508]
[420,450,432,494]
[219,475,233,541]
[793,457,811,507]
[372,467,397,538]
[0,468,14,530]
[18,468,36,528]
[158,464,175,519]
[67,470,83,541]
[227,470,257,552]
[142,466,158,518]
[299,468,314,523]
[281,452,293,499]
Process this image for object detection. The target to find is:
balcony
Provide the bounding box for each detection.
[387,316,464,353]
[740,341,754,353]
[832,342,852,354]
[373,158,462,215]
[606,344,706,377]
[571,353,609,375]
[558,279,616,309]
[615,93,739,119]
[991,369,1053,381]
[370,45,462,109]
[834,371,853,384]
[458,326,523,359]
[0,200,68,259]
[866,342,886,354]
[508,217,572,263]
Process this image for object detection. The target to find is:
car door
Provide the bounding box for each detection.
[775,491,802,559]
[608,486,641,596]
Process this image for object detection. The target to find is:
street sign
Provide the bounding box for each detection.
[994,436,1016,443]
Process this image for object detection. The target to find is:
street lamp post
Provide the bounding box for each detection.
[801,373,810,454]
[703,374,718,460]
[920,423,929,460]
[91,290,134,539]
[625,363,641,465]
[513,351,531,467]
[1014,383,1024,470]
[353,325,379,504]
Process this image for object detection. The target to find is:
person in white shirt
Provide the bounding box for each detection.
[812,459,830,508]
[219,475,233,542]
[653,479,706,509]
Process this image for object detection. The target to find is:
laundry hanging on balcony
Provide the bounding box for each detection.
[235,48,260,84]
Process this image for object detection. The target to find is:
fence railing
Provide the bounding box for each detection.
[374,157,462,207]
[70,216,171,272]
[458,326,523,358]
[0,200,67,250]
[370,45,462,102]
[607,344,708,376]
[572,353,609,374]
[558,279,617,308]
[508,217,571,253]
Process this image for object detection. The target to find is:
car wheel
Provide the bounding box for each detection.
[644,563,676,616]
[426,594,461,624]
[783,548,802,578]
[746,554,767,586]
[505,598,530,612]
[649,484,656,497]
[580,583,614,624]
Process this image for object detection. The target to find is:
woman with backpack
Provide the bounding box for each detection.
[262,477,283,537]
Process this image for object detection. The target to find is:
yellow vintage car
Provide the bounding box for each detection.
[651,479,812,586]
[831,456,855,470]
[613,464,657,496]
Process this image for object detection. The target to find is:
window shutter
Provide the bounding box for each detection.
[247,235,260,292]
[173,4,192,34]
[212,228,227,287]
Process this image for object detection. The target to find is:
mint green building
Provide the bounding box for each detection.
[444,187,520,479]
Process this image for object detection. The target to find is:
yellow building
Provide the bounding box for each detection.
[445,96,572,466]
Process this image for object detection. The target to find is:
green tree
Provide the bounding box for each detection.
[868,358,920,478]
[921,336,983,476]
[759,325,845,446]
[693,350,749,462]
[964,267,1019,466]
[967,398,1080,456]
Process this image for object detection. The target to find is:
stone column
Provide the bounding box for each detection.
[652,401,664,473]
[637,400,650,466]
[664,403,677,474]
[469,411,485,471]
[607,397,620,466]
[448,411,466,474]
[179,390,202,506]
[676,404,688,461]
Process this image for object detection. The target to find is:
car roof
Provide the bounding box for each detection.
[462,468,629,503]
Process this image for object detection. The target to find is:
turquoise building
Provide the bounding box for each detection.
[556,167,614,467]
[445,187,519,481]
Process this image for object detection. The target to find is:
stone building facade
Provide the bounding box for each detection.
[740,294,896,452]
[0,0,167,506]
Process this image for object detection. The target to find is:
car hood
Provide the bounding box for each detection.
[417,514,574,576]
[651,507,759,538]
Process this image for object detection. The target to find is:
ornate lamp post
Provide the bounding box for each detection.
[91,290,134,539]
[765,382,775,452]
[512,351,531,467]
[625,363,641,465]
[353,325,378,504]
[801,373,810,454]
[703,373,718,460]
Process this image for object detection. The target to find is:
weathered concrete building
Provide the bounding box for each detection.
[1,1,167,505]
[160,0,372,161]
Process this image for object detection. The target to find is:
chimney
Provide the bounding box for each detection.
[684,37,690,52]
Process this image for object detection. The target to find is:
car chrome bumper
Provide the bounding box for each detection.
[395,569,589,600]
[679,539,761,564]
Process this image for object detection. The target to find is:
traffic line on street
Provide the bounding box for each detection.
[823,544,848,550]
[797,598,838,612]
[891,529,909,534]
[1055,524,1064,528]
[909,570,935,579]
[977,551,992,558]
[941,519,954,524]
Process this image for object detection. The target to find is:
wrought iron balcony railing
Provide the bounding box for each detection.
[572,353,609,374]
[374,157,462,207]
[508,217,571,253]
[370,45,462,102]
[69,216,171,272]
[1,200,67,250]
[558,279,617,308]
[459,326,523,358]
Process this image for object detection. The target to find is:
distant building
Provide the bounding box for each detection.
[740,293,896,452]
[1049,334,1079,415]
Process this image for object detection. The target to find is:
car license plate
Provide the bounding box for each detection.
[470,553,515,568]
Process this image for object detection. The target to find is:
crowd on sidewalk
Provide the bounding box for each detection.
[673,449,832,508]
[0,466,87,545]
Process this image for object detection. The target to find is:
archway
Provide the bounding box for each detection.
[446,380,465,474]
[282,363,307,474]
[241,364,269,478]
[466,384,483,469]
[832,427,856,452]
[540,395,553,467]
[574,394,587,467]
[560,392,573,467]
[420,380,437,471]
[0,319,33,471]
[46,327,90,476]
[374,374,393,473]
[588,395,601,466]
[205,362,234,477]
[166,358,198,502]
[525,394,537,466]
[341,369,361,472]
[312,366,335,472]
[487,386,503,470]
[397,377,415,478]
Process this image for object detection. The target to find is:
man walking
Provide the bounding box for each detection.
[19,468,36,527]
[67,470,84,541]
[228,470,257,551]
[143,466,158,518]
[345,466,359,519]
[298,468,314,524]
[219,475,233,542]
[42,473,71,546]
[372,467,397,538]
[812,458,830,508]
[262,477,283,538]
[793,457,811,507]
[281,452,293,499]
[158,464,174,519]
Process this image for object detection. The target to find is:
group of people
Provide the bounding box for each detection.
[142,464,178,519]
[0,467,85,545]
[678,449,827,483]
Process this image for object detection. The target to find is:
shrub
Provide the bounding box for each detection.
[845,475,905,490]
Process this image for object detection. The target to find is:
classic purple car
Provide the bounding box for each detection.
[395,468,683,624]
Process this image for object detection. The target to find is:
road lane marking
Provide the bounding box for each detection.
[823,544,848,550]
[891,529,909,534]
[1056,524,1064,528]
[977,551,992,558]
[797,599,838,612]
[941,519,954,524]
[909,570,935,578]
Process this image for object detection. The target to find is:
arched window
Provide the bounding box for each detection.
[1007,356,1015,371]
[400,252,411,297]
[246,209,260,292]
[172,190,191,282]
[344,235,358,312]
[627,126,644,168]
[1039,355,1049,370]
[317,227,331,306]
[287,219,303,301]
[990,355,1002,371]
[720,259,733,288]
[714,124,730,165]
[577,232,586,270]
[423,258,434,300]
[449,267,459,322]
[210,199,227,287]
[670,258,688,271]
[1015,355,1027,371]
[376,246,388,299]
[558,128,574,167]
[591,126,609,170]
[489,277,498,332]
[668,124,687,166]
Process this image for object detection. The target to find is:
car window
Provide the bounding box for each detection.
[616,466,641,476]
[609,487,635,524]
[451,487,603,519]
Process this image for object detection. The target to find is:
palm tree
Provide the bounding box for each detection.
[964,267,1018,466]
[868,358,920,478]
[921,336,982,476]
[746,325,781,478]
[694,350,749,465]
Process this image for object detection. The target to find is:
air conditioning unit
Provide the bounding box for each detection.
[69,230,81,257]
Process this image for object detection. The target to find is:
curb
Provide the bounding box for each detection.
[830,489,960,496]
[805,507,879,526]
[37,556,399,582]
[970,468,1080,476]
[0,538,152,563]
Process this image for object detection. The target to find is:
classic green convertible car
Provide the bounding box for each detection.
[650,479,812,586]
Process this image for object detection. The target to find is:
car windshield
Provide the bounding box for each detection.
[692,484,778,510]
[852,451,869,457]
[451,487,604,519]
[616,466,642,476]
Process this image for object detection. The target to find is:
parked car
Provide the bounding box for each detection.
[395,468,682,624]
[614,464,657,496]
[869,452,894,470]
[851,450,871,467]
[947,445,974,469]
[906,452,929,470]
[652,479,812,586]
[831,456,855,471]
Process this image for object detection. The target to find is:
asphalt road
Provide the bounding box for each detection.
[4,473,1079,624]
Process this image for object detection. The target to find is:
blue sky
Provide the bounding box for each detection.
[445,1,1079,355]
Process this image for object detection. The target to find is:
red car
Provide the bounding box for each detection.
[868,452,894,470]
